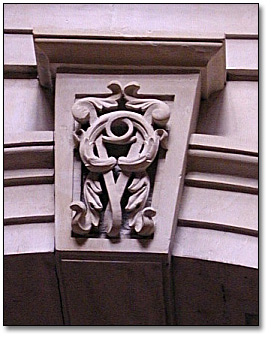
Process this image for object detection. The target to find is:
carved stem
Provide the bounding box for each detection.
[103,132,144,237]
[95,136,122,237]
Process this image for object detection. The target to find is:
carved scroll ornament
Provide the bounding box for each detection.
[70,81,170,238]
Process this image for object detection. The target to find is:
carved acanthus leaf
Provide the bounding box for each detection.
[125,173,156,236]
[72,81,123,125]
[124,82,171,127]
[85,177,103,214]
[70,173,102,235]
[126,176,149,212]
[70,201,92,235]
[131,207,157,236]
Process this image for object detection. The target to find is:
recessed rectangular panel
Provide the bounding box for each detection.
[60,259,166,325]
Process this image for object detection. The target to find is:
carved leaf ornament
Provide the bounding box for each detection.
[70,81,170,238]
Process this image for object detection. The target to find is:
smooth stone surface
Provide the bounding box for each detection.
[4,145,54,170]
[4,131,53,147]
[34,36,224,99]
[4,223,55,255]
[4,33,36,66]
[226,39,258,71]
[189,133,258,156]
[4,169,54,186]
[172,226,258,268]
[178,186,258,234]
[187,149,258,179]
[185,172,258,194]
[4,4,258,36]
[4,184,54,224]
[196,81,258,148]
[4,79,54,133]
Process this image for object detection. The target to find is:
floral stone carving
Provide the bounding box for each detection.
[70,81,170,238]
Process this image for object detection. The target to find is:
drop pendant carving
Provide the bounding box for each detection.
[70,81,170,238]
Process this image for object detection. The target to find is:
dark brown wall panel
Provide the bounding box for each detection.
[4,253,64,325]
[172,257,258,325]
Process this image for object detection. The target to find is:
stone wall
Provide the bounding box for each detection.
[4,4,258,325]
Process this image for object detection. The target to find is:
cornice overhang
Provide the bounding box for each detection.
[33,31,226,99]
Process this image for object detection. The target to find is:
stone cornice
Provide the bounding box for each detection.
[33,31,226,99]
